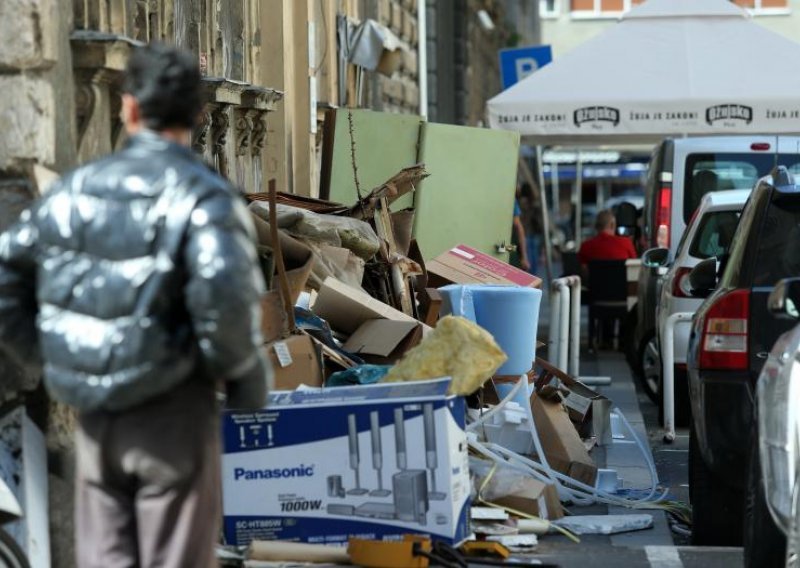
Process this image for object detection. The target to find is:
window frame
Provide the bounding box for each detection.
[569,0,637,19]
[540,0,562,19]
[746,0,791,16]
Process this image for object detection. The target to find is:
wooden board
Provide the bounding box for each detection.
[413,122,521,260]
[322,109,421,209]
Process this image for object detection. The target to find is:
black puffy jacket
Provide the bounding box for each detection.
[0,131,270,412]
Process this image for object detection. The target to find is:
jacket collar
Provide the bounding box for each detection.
[125,130,196,160]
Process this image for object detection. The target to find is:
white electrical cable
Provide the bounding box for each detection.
[489,443,668,508]
[466,376,669,509]
[466,377,527,433]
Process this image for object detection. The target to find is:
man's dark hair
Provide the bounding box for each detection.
[122,43,202,130]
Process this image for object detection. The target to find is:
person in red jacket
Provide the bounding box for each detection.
[578,209,638,268]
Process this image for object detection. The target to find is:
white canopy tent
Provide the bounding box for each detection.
[488,0,800,145]
[489,0,800,281]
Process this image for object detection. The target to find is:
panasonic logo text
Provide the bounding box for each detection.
[234,465,315,481]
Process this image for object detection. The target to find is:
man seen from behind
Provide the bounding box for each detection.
[578,209,638,269]
[0,43,271,567]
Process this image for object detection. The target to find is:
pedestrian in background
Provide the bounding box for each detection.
[517,183,543,276]
[512,197,531,272]
[0,43,271,567]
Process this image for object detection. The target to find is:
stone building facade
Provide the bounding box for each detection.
[0,1,282,565]
[425,0,515,126]
[0,0,524,563]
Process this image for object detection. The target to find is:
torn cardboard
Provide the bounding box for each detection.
[312,277,425,335]
[426,245,542,289]
[530,393,597,487]
[492,477,564,521]
[342,319,422,365]
[260,291,287,343]
[264,335,323,390]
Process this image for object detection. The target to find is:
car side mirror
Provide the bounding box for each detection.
[768,278,800,319]
[689,257,718,298]
[642,247,669,268]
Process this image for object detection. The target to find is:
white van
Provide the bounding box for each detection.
[628,136,800,404]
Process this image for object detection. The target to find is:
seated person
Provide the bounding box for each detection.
[578,209,638,271]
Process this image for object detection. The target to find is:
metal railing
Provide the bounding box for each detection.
[662,311,694,443]
[549,276,582,377]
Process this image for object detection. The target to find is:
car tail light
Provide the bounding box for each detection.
[655,186,672,248]
[698,289,750,370]
[751,142,771,151]
[671,267,693,298]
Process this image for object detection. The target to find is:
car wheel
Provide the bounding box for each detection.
[744,429,786,567]
[636,331,660,405]
[690,423,744,546]
[786,475,800,568]
[0,529,29,568]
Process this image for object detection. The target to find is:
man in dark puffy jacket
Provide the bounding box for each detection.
[0,43,271,567]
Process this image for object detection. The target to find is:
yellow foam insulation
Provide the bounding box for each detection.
[381,316,507,395]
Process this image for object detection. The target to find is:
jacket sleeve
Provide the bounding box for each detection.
[183,191,272,409]
[0,207,42,371]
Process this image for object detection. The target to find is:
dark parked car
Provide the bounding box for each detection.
[686,166,800,546]
[628,136,800,404]
[743,279,800,567]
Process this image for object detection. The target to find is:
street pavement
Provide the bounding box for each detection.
[518,292,742,567]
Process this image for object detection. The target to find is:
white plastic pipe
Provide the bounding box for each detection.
[662,312,694,443]
[550,277,582,375]
[417,0,427,119]
[567,276,581,377]
[548,282,562,365]
[558,282,570,372]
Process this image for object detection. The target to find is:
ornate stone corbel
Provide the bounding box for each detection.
[71,32,141,159]
[250,110,269,157]
[211,105,231,177]
[192,108,214,154]
[234,109,255,156]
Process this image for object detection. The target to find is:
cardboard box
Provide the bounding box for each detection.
[342,319,422,365]
[312,277,426,335]
[530,394,597,486]
[492,478,564,521]
[260,291,287,343]
[562,381,613,446]
[221,379,470,546]
[265,335,324,390]
[426,245,542,289]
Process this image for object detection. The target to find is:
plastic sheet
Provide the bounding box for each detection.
[470,457,548,503]
[250,202,380,260]
[327,365,391,387]
[552,514,653,535]
[380,316,507,395]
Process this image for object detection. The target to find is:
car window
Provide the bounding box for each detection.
[688,210,741,260]
[751,196,800,287]
[673,208,697,259]
[683,153,800,222]
[720,192,763,288]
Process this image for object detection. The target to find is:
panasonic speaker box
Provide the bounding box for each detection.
[221,378,470,546]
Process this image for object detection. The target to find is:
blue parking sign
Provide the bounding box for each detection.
[499,45,553,90]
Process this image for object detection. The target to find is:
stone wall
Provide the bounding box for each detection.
[367,0,421,114]
[0,2,283,565]
[426,0,510,126]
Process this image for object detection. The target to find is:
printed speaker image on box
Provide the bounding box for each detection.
[221,379,470,546]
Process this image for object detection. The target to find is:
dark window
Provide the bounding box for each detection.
[682,153,800,222]
[688,210,741,260]
[751,196,800,287]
